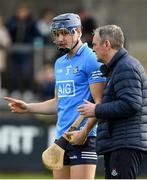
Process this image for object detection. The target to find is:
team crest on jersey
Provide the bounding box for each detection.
[73,66,79,74]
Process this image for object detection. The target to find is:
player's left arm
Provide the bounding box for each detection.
[80,82,105,136]
[65,82,105,145]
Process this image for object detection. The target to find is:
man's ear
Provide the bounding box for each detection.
[105,40,111,48]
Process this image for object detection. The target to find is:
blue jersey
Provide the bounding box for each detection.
[54,43,105,139]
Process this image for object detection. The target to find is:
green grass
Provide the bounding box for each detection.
[0,172,146,179]
[0,172,53,179]
[0,172,104,179]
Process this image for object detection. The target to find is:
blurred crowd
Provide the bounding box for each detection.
[0,3,97,102]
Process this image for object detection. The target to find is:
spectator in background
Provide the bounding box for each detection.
[36,7,54,45]
[0,16,11,74]
[35,62,55,100]
[0,15,11,94]
[6,3,39,92]
[77,8,97,47]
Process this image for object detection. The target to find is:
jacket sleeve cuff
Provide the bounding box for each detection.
[95,104,102,119]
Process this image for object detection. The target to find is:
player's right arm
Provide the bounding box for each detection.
[4,90,58,115]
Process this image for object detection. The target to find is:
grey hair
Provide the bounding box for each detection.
[94,25,124,49]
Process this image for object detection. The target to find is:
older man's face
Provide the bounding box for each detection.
[92,32,106,63]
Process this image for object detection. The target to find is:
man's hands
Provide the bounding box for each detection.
[78,99,96,118]
[4,96,29,113]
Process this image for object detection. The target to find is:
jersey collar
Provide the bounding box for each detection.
[65,43,88,59]
[76,43,88,55]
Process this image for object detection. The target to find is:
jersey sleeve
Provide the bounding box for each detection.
[85,52,106,84]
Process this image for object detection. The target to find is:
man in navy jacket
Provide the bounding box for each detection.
[77,25,147,179]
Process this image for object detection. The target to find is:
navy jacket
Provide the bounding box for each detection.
[95,48,147,155]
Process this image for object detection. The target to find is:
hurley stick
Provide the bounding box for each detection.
[42,115,84,170]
